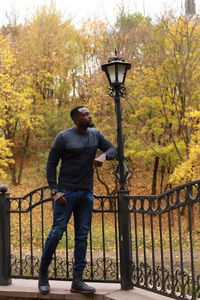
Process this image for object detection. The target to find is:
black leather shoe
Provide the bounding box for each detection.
[38,276,50,294]
[70,273,96,294]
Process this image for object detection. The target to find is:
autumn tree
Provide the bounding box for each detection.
[170,108,200,184]
[0,33,38,184]
[124,15,200,193]
[0,4,83,184]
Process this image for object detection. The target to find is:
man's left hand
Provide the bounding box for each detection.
[93,153,106,168]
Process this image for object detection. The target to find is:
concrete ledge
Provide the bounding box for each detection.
[0,279,171,300]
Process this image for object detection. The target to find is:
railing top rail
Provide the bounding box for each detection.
[9,185,50,201]
[8,180,200,214]
[124,179,200,199]
[9,186,118,201]
[9,179,200,201]
[9,188,118,213]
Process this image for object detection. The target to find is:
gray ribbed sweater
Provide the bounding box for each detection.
[46,127,117,191]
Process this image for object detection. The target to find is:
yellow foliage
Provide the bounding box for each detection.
[170,109,200,184]
[0,33,35,131]
[0,137,13,179]
[0,6,200,191]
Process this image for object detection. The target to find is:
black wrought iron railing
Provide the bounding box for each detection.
[127,180,200,299]
[0,180,200,300]
[9,188,119,282]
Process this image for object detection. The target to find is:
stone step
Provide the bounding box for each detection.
[0,279,172,300]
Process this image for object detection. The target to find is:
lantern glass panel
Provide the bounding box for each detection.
[118,64,126,83]
[107,64,116,83]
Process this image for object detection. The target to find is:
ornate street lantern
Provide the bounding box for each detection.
[101,53,133,290]
[101,55,131,88]
[101,52,132,189]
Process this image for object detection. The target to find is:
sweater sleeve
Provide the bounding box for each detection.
[98,131,117,160]
[46,132,64,189]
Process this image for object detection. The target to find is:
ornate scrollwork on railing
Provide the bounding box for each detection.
[132,261,200,299]
[127,180,200,215]
[11,254,40,277]
[48,256,74,279]
[83,257,118,281]
[11,254,74,279]
[109,86,127,98]
[9,189,118,213]
[9,186,52,213]
[11,254,119,282]
[93,195,118,212]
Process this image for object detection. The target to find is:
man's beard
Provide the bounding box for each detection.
[80,122,95,129]
[87,123,95,128]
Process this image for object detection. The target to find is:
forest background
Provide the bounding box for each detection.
[0,1,200,197]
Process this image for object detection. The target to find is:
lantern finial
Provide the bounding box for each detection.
[108,50,125,63]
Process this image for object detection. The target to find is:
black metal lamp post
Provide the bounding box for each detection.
[102,54,133,290]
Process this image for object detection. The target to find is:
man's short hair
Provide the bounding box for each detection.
[70,106,85,120]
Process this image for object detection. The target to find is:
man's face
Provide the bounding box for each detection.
[75,107,94,128]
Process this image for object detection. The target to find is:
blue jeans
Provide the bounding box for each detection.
[40,189,94,275]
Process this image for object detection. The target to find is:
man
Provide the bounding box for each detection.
[38,106,117,295]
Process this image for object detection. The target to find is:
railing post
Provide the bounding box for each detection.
[118,190,133,289]
[114,94,133,290]
[0,185,12,285]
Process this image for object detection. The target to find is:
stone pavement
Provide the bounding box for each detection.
[0,279,172,300]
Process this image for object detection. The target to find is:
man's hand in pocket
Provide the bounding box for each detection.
[53,192,67,204]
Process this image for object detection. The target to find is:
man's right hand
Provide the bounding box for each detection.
[53,192,66,204]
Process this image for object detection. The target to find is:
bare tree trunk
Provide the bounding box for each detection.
[95,167,118,210]
[160,165,165,193]
[17,127,30,184]
[8,128,30,186]
[151,156,159,195]
[185,0,196,15]
[9,163,18,186]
